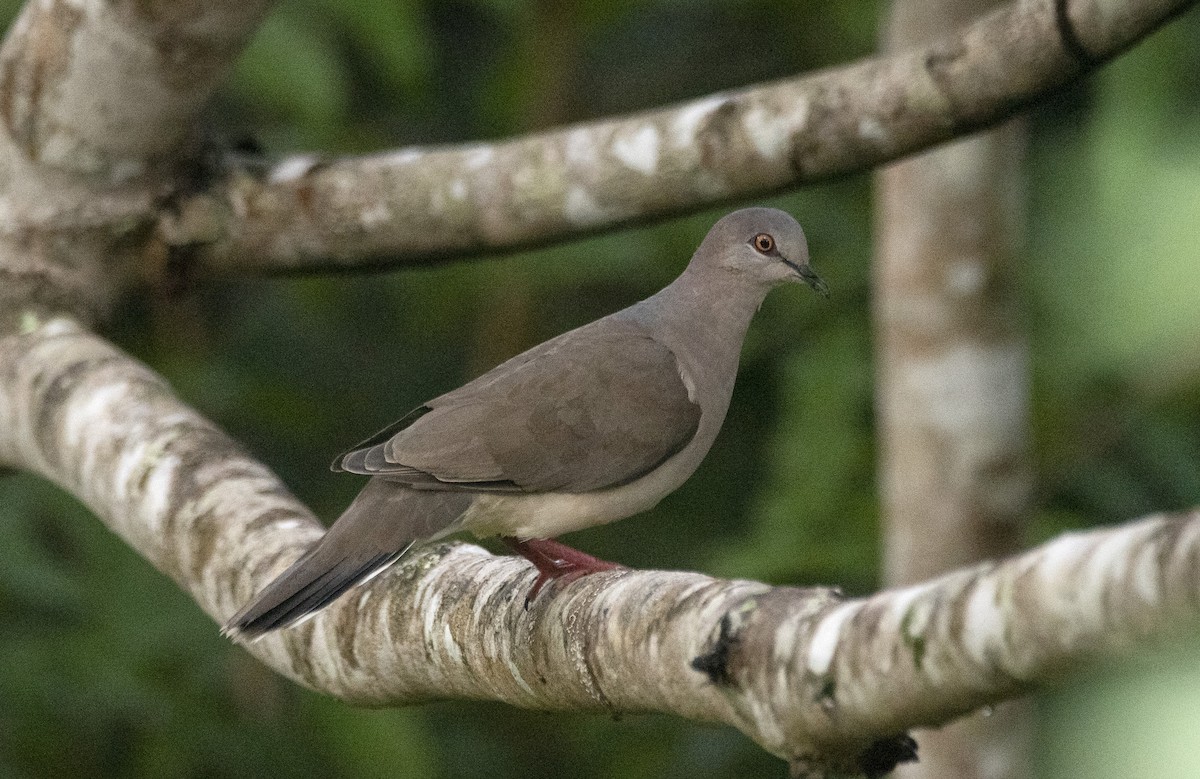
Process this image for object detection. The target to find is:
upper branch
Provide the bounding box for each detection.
[171,0,1196,276]
[2,315,1199,777]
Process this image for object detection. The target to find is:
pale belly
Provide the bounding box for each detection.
[458,442,704,540]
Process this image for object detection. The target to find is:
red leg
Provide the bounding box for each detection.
[501,537,624,605]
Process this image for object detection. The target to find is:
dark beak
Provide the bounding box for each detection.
[784,259,830,298]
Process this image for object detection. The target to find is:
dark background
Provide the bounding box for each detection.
[2,1,1199,777]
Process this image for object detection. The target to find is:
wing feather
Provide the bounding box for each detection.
[334,320,701,493]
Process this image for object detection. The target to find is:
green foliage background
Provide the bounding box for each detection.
[2,2,1199,777]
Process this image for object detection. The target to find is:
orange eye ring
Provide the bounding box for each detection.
[752,233,775,253]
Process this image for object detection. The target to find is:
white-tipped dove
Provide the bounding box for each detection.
[226,207,827,637]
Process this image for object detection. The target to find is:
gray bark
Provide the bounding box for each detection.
[161,0,1197,277]
[3,316,1200,777]
[874,0,1034,776]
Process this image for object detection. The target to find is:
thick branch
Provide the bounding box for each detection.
[168,0,1196,276]
[2,316,1199,777]
[0,0,273,175]
[0,0,274,321]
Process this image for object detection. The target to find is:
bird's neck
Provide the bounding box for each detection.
[664,264,769,338]
[633,266,770,394]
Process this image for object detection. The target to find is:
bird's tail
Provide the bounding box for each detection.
[223,481,472,639]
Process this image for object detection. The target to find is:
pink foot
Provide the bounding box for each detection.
[501,537,624,605]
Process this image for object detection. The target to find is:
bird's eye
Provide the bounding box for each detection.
[752,233,775,254]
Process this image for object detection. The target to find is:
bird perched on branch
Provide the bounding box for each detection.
[225,207,827,638]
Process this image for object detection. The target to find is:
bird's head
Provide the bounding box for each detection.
[696,207,829,297]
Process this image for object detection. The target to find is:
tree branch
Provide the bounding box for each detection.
[167,0,1197,276]
[1,0,1196,775]
[2,315,1198,777]
[0,0,274,321]
[0,0,273,174]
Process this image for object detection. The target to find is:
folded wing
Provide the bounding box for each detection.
[333,321,701,493]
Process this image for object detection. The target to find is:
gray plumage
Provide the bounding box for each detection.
[338,320,701,492]
[225,207,826,638]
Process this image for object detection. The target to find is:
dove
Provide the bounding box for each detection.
[226,207,826,637]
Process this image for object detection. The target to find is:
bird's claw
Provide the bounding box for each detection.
[502,537,624,608]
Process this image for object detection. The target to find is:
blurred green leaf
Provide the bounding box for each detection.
[1039,643,1200,779]
[229,11,351,147]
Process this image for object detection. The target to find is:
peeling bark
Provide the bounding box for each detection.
[2,316,1200,777]
[163,0,1198,276]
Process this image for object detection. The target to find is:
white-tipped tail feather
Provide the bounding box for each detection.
[223,481,472,639]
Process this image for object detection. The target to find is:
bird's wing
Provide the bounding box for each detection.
[334,320,702,493]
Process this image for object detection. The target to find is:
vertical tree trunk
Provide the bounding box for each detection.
[874,1,1034,776]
